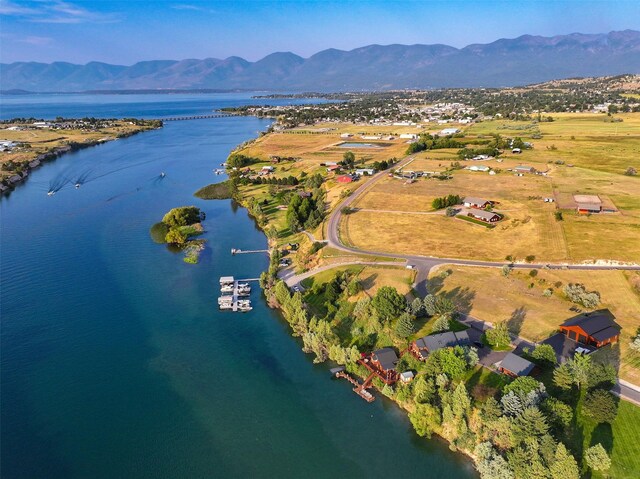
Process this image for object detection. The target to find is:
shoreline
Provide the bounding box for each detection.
[1,122,162,197]
[211,121,482,475]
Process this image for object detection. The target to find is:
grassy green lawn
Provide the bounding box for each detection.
[580,400,640,479]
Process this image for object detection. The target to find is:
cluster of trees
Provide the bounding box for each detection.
[227,153,259,168]
[159,206,205,245]
[248,175,299,186]
[406,133,466,154]
[261,260,621,479]
[371,158,396,171]
[286,191,325,232]
[563,283,601,309]
[431,194,461,210]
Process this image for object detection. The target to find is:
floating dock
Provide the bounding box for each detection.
[218,277,259,312]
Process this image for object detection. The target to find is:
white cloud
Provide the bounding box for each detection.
[0,0,119,24]
[171,4,215,14]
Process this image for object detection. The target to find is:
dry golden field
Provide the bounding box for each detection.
[344,113,640,263]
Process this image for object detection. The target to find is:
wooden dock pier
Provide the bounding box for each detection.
[231,248,270,255]
[335,371,376,402]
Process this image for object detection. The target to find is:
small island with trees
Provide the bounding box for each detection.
[150,206,206,264]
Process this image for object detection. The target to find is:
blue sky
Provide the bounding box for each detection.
[1,0,639,64]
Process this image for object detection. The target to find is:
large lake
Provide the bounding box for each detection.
[0,93,476,478]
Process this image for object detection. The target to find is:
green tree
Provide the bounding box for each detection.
[503,376,546,400]
[553,363,574,390]
[485,321,510,349]
[413,376,436,404]
[549,443,579,479]
[569,353,592,389]
[371,286,406,322]
[513,407,549,439]
[530,344,557,366]
[432,314,450,332]
[541,397,572,430]
[583,389,617,423]
[342,150,356,168]
[452,382,471,419]
[165,228,187,245]
[584,443,611,472]
[410,297,425,317]
[409,403,441,437]
[162,206,202,228]
[395,312,416,338]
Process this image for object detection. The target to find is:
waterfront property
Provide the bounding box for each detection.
[496,352,535,377]
[410,331,471,360]
[359,347,399,385]
[559,309,621,348]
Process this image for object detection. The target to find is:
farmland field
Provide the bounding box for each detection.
[344,112,640,263]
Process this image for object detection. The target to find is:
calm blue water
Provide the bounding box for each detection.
[0,93,476,478]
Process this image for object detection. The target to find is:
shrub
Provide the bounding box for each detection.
[563,283,600,308]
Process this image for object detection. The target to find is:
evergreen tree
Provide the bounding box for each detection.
[452,382,471,419]
[395,312,416,338]
[549,443,579,479]
[584,443,611,472]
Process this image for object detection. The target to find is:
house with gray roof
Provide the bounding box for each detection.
[497,352,535,377]
[411,330,471,360]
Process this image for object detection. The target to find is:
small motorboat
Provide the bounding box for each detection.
[160,172,166,178]
[47,191,55,196]
[75,183,81,189]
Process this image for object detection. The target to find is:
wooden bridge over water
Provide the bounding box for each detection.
[162,113,240,121]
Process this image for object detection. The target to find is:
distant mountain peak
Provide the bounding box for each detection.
[2,30,638,92]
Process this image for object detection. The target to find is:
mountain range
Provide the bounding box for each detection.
[2,30,639,92]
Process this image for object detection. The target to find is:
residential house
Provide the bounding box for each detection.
[468,165,490,172]
[411,331,470,360]
[559,309,621,348]
[327,165,341,173]
[467,210,501,223]
[440,128,460,136]
[463,196,491,209]
[497,352,535,377]
[360,347,399,385]
[355,168,376,176]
